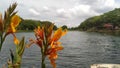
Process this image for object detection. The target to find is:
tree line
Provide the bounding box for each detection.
[17,18,68,31]
[17,19,56,30]
[77,8,120,31]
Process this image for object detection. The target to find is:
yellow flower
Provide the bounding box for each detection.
[11,15,21,27]
[7,15,21,33]
[14,37,19,45]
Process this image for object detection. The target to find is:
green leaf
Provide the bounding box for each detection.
[18,37,25,57]
[10,49,14,63]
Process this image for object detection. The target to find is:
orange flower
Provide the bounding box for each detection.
[27,24,67,68]
[47,41,63,68]
[26,26,44,48]
[51,28,67,42]
[34,26,44,48]
[26,38,43,48]
[46,27,67,68]
[7,15,21,33]
[34,26,44,40]
[36,39,43,48]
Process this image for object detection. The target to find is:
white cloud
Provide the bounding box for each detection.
[29,8,40,15]
[69,5,90,13]
[56,8,72,18]
[0,0,120,27]
[43,6,49,10]
[41,6,52,13]
[104,0,116,7]
[57,9,65,13]
[56,4,98,20]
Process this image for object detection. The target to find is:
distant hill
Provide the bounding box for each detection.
[78,8,120,31]
[18,19,57,30]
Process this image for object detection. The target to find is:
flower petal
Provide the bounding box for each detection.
[34,26,44,40]
[62,29,67,36]
[55,45,63,51]
[11,15,21,27]
[36,39,42,48]
[49,59,56,68]
[52,28,67,42]
[52,28,62,42]
[7,15,21,33]
[48,53,57,68]
[14,37,19,45]
[26,38,35,48]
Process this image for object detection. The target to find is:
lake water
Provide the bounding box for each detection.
[0,31,120,68]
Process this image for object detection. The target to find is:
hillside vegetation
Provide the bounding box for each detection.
[18,19,57,30]
[78,8,120,31]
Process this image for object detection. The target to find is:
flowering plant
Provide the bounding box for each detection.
[1,3,67,68]
[7,37,25,68]
[27,23,67,68]
[0,3,21,51]
[0,3,25,68]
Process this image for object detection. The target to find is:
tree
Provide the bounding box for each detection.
[62,25,68,30]
[18,19,58,30]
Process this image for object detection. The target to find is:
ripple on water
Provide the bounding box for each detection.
[0,31,120,68]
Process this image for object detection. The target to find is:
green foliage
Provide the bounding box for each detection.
[78,8,120,31]
[79,16,102,30]
[40,21,58,30]
[8,37,25,68]
[62,25,68,30]
[18,19,40,30]
[18,20,58,30]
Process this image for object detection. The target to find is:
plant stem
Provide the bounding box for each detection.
[41,54,46,68]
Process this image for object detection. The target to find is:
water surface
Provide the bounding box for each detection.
[0,31,120,68]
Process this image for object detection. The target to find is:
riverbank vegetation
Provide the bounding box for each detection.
[77,8,120,34]
[18,19,58,30]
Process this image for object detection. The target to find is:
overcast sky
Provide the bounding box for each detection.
[0,0,120,27]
